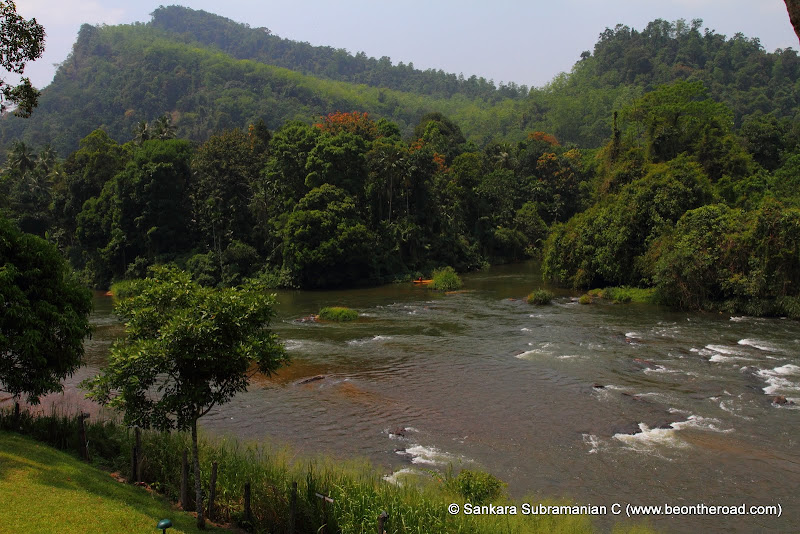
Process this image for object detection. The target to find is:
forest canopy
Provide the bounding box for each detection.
[1,10,799,317]
[0,8,797,154]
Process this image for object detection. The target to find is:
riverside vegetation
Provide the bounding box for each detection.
[318,306,360,321]
[0,6,799,533]
[526,289,554,305]
[1,12,798,316]
[429,267,464,291]
[0,409,650,534]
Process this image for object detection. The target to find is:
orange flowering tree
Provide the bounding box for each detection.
[315,111,379,140]
[527,131,560,146]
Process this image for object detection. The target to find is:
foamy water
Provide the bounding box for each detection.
[346,335,392,345]
[738,338,781,352]
[399,444,462,466]
[613,423,688,456]
[82,269,800,533]
[383,467,419,485]
[758,364,800,397]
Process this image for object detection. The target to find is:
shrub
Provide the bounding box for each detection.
[445,469,505,504]
[429,266,463,291]
[527,289,554,305]
[604,286,657,303]
[318,306,359,321]
[109,279,140,300]
[579,294,592,305]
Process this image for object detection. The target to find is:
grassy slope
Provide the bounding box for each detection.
[0,431,228,534]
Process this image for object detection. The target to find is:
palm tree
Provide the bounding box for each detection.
[6,140,35,176]
[132,120,150,145]
[36,145,57,175]
[152,114,176,140]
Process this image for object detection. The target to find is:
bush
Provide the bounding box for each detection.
[602,286,656,304]
[429,266,463,291]
[318,306,359,321]
[579,294,592,305]
[527,289,554,305]
[109,279,146,301]
[250,266,297,289]
[185,251,219,287]
[445,469,505,504]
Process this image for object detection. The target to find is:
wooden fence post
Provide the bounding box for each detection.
[289,481,297,534]
[315,492,334,534]
[135,427,142,482]
[78,412,90,462]
[378,510,388,534]
[244,482,252,524]
[207,461,218,520]
[131,427,141,483]
[181,449,189,510]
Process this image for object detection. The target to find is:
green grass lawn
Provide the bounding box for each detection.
[0,431,229,534]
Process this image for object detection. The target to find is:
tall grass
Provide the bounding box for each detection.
[0,408,650,533]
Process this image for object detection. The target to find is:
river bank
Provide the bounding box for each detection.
[0,409,625,533]
[10,262,798,533]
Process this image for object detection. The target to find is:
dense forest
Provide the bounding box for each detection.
[0,109,577,289]
[148,6,530,101]
[0,7,798,154]
[1,8,800,317]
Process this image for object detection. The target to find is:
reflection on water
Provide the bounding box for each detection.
[69,264,800,532]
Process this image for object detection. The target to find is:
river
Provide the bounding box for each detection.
[61,263,800,532]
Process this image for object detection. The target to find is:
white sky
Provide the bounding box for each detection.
[15,0,800,91]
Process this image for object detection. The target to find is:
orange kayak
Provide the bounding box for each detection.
[413,279,433,284]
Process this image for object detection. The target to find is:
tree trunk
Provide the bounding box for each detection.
[787,0,800,43]
[388,175,393,224]
[192,419,205,529]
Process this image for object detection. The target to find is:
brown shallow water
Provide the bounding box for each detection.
[33,263,800,532]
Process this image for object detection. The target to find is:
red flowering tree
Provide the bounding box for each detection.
[315,111,379,140]
[527,131,560,146]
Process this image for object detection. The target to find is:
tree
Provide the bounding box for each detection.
[0,215,92,406]
[315,111,379,140]
[786,0,800,43]
[0,1,45,116]
[56,129,128,253]
[304,131,370,198]
[282,184,374,287]
[83,266,288,528]
[191,129,260,261]
[112,138,194,276]
[413,112,466,164]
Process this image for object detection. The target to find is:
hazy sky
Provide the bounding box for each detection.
[16,1,800,91]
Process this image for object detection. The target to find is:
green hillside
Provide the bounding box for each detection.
[148,5,528,101]
[1,8,797,155]
[2,9,799,314]
[0,18,527,156]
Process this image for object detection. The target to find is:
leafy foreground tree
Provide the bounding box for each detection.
[787,0,800,43]
[0,214,92,406]
[0,0,46,116]
[83,266,288,528]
